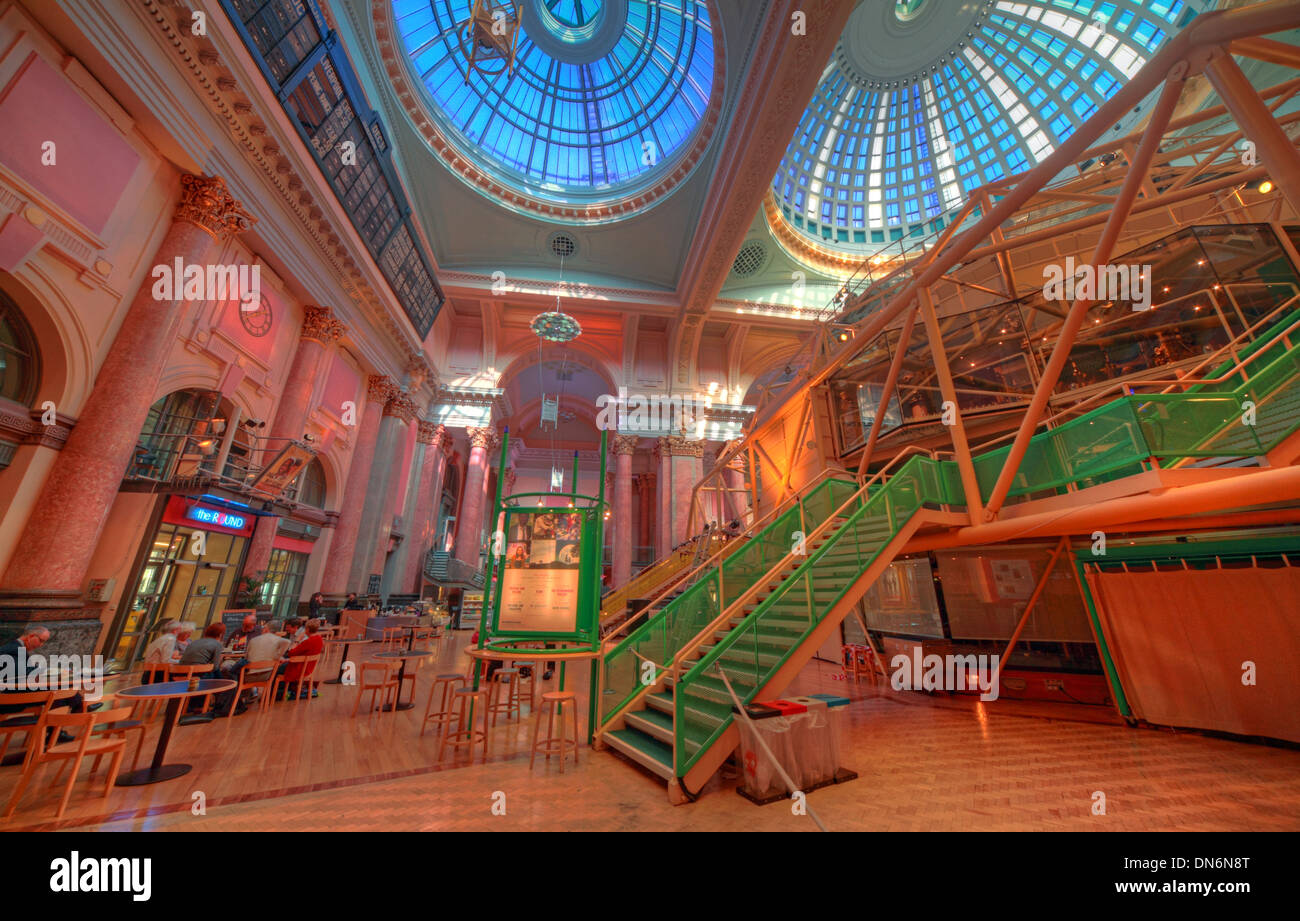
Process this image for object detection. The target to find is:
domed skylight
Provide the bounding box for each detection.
[771,0,1209,250]
[391,0,716,210]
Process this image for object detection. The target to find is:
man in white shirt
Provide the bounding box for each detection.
[142,622,191,674]
[244,626,292,675]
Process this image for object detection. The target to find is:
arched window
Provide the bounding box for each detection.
[0,291,40,406]
[294,458,327,508]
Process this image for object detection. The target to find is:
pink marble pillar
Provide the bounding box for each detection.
[611,434,637,586]
[636,473,655,555]
[667,437,705,547]
[1,174,252,593]
[454,426,498,566]
[320,375,394,594]
[243,306,345,579]
[654,439,672,556]
[401,422,449,593]
[369,393,416,580]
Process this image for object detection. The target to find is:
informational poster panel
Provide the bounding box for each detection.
[498,510,584,634]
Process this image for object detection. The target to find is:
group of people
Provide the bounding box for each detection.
[144,614,326,715]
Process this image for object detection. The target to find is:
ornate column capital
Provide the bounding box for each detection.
[366,374,397,405]
[611,433,640,456]
[416,420,446,445]
[467,426,500,451]
[301,306,346,343]
[175,173,254,239]
[665,435,705,458]
[385,391,418,422]
[405,354,429,391]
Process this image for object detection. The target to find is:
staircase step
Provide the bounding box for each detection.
[606,728,674,780]
[645,691,674,715]
[624,707,674,744]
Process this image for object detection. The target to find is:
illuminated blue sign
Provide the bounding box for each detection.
[186,506,247,530]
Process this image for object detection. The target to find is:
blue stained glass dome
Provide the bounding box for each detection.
[391,0,715,205]
[771,0,1211,251]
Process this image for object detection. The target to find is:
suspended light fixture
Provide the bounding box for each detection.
[457,0,524,82]
[531,254,583,343]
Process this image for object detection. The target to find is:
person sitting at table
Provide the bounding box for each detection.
[282,617,306,643]
[228,614,258,652]
[225,624,292,710]
[0,627,99,719]
[142,621,190,673]
[179,622,228,670]
[273,619,324,700]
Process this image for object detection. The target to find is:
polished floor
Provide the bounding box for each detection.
[1,630,1297,832]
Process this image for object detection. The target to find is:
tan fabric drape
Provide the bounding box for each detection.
[1088,566,1300,742]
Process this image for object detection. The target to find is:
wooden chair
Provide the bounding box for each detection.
[167,663,215,721]
[227,660,278,715]
[270,654,322,704]
[380,626,405,652]
[352,661,401,716]
[94,694,149,772]
[4,706,132,819]
[135,663,171,722]
[0,690,58,767]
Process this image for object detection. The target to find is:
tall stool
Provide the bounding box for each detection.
[439,687,491,763]
[530,690,579,773]
[421,673,467,737]
[513,661,537,710]
[487,668,522,728]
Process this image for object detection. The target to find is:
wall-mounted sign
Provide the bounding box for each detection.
[247,441,316,499]
[187,506,247,530]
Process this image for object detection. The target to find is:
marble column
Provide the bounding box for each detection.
[2,174,251,610]
[454,426,498,567]
[320,375,393,594]
[667,436,705,547]
[354,392,415,592]
[636,473,655,557]
[400,422,449,593]
[243,306,346,580]
[611,434,637,586]
[653,439,669,556]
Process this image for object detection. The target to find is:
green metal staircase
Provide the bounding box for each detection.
[596,329,1300,799]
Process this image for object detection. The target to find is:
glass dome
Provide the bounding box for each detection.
[771,0,1208,250]
[391,0,715,206]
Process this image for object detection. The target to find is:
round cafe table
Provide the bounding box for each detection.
[323,637,374,684]
[113,679,236,786]
[372,650,436,711]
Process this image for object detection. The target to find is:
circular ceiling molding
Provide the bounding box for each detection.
[730,240,767,278]
[548,231,578,259]
[771,0,1205,253]
[381,0,726,224]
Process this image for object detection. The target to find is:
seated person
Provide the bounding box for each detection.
[226,624,292,709]
[227,614,259,652]
[178,622,228,670]
[0,627,98,721]
[274,620,324,699]
[343,593,363,610]
[142,622,191,674]
[282,617,306,644]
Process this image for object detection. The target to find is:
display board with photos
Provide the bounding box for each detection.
[490,506,599,642]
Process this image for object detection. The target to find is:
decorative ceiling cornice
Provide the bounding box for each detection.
[762,190,866,278]
[370,0,727,225]
[134,0,434,387]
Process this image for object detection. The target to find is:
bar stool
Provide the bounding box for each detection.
[487,668,522,727]
[439,687,491,763]
[530,690,579,773]
[421,673,467,737]
[842,644,863,681]
[513,661,537,710]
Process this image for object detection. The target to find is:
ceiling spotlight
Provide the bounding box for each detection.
[1258,179,1274,194]
[242,418,266,429]
[302,433,316,443]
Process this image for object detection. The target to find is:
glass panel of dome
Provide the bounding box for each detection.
[391,0,714,202]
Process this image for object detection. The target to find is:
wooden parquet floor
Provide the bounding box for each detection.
[2,632,1297,832]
